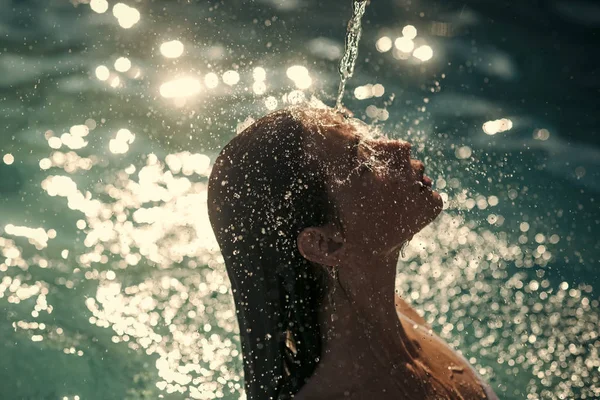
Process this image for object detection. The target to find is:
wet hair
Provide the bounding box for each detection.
[207,108,338,399]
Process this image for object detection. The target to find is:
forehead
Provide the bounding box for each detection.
[302,109,377,163]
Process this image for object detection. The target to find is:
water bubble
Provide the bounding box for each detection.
[159,77,201,99]
[2,153,14,165]
[413,45,433,62]
[394,37,414,53]
[204,73,219,89]
[114,57,131,72]
[112,3,140,29]
[222,70,240,86]
[402,25,417,40]
[375,36,392,52]
[253,67,267,82]
[160,40,184,58]
[89,0,108,13]
[95,65,110,81]
[455,146,472,160]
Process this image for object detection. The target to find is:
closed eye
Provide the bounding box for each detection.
[353,138,389,177]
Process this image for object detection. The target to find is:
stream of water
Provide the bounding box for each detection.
[0,1,598,399]
[336,0,369,110]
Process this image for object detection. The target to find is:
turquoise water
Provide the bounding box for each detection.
[1,1,599,399]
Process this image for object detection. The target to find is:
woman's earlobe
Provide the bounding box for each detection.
[297,227,346,266]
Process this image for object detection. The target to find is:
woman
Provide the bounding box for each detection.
[207,104,498,399]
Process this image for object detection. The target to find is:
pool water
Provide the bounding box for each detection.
[0,0,598,399]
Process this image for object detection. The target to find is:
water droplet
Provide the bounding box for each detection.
[400,241,409,258]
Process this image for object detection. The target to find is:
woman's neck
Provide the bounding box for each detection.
[294,250,428,399]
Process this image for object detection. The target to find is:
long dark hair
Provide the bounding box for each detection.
[207,108,337,399]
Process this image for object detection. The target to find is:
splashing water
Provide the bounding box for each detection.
[336,0,369,111]
[400,241,410,258]
[1,1,599,399]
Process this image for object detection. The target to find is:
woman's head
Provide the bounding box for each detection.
[207,105,442,399]
[294,107,443,264]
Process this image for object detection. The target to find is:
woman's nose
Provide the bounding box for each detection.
[378,140,411,163]
[396,140,412,156]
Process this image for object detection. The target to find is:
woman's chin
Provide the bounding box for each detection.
[431,190,444,215]
[414,191,443,232]
[419,188,444,219]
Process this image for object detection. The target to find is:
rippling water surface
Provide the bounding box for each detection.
[1,0,599,399]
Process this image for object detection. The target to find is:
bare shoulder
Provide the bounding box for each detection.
[394,294,429,328]
[395,295,498,399]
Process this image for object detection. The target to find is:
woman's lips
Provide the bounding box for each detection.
[410,159,432,189]
[422,175,432,188]
[417,174,433,190]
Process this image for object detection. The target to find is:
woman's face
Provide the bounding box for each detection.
[304,110,443,255]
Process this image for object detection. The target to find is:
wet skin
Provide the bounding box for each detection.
[293,108,497,399]
[304,109,443,256]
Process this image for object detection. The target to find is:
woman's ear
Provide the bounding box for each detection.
[297,225,346,266]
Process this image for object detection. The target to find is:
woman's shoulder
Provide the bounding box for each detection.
[396,296,496,399]
[394,294,429,327]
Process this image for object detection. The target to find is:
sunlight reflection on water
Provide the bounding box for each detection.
[0,1,598,399]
